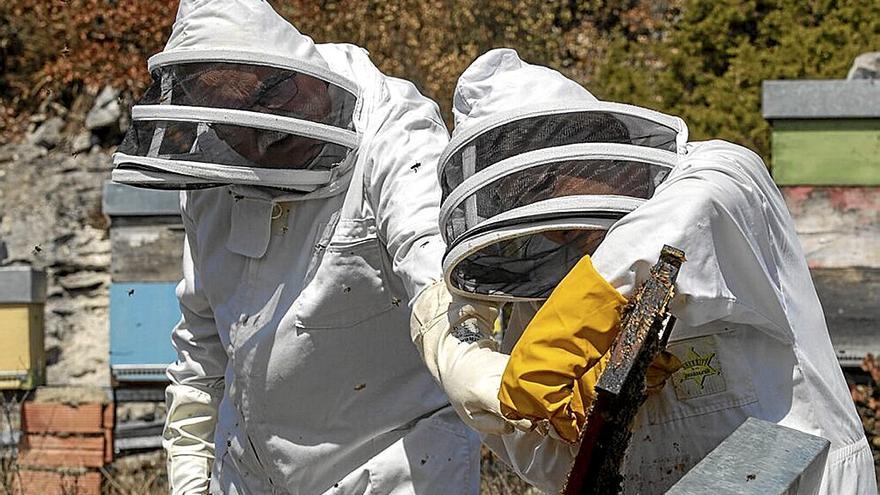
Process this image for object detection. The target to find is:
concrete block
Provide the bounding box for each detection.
[782,187,880,269]
[811,268,880,366]
[21,402,113,434]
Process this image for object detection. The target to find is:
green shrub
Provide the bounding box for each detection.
[592,0,880,156]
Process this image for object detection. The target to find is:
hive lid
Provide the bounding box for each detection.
[762,80,880,119]
[667,417,830,494]
[102,181,181,217]
[0,266,47,304]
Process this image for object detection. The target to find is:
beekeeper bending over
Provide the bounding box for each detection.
[112,1,483,493]
[410,49,874,494]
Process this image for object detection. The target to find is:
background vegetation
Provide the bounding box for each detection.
[1,0,878,156]
[0,1,877,490]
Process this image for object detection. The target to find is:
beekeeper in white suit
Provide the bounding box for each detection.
[411,49,875,494]
[112,1,483,493]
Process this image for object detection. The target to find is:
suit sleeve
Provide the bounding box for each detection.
[362,76,450,303]
[163,193,228,494]
[591,141,794,343]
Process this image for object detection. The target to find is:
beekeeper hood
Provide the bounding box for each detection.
[439,49,688,301]
[112,0,359,191]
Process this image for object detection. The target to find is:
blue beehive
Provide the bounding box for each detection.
[103,182,183,383]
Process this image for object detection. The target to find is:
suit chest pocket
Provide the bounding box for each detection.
[645,326,760,425]
[294,218,396,329]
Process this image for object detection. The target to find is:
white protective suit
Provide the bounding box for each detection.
[157,2,480,494]
[436,49,876,494]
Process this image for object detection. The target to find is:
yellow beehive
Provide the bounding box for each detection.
[0,267,47,389]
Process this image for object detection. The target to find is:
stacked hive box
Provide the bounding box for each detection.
[0,267,47,390]
[17,387,113,494]
[763,80,880,366]
[102,182,183,388]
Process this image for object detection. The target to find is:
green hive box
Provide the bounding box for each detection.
[762,80,880,185]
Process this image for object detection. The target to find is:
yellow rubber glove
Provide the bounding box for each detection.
[498,255,627,443]
[645,350,682,395]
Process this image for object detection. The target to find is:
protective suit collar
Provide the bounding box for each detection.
[222,153,357,258]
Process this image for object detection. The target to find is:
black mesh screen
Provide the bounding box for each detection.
[117,120,349,170]
[139,62,357,130]
[448,228,610,299]
[443,159,669,242]
[441,111,678,198]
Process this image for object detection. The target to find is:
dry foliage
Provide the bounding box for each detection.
[0,0,173,141]
[274,0,677,127]
[0,0,672,141]
[2,0,879,156]
[851,354,880,469]
[101,451,167,495]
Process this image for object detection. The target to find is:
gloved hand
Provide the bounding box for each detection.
[646,350,682,395]
[411,280,533,435]
[523,350,681,443]
[498,255,627,443]
[164,382,222,494]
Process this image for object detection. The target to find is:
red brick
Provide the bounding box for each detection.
[21,403,110,434]
[18,448,107,469]
[22,433,105,452]
[14,468,101,495]
[102,404,114,464]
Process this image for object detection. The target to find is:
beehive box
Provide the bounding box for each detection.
[0,266,47,389]
[762,80,880,186]
[763,80,880,366]
[103,182,183,383]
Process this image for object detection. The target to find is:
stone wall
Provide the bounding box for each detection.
[0,136,113,386]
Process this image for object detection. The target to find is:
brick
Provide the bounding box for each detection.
[21,402,111,434]
[14,468,101,495]
[19,433,110,468]
[22,433,105,452]
[18,447,106,469]
[102,403,114,464]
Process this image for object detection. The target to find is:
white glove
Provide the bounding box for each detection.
[411,280,532,435]
[163,383,222,494]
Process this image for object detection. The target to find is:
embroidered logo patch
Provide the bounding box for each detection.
[669,336,726,400]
